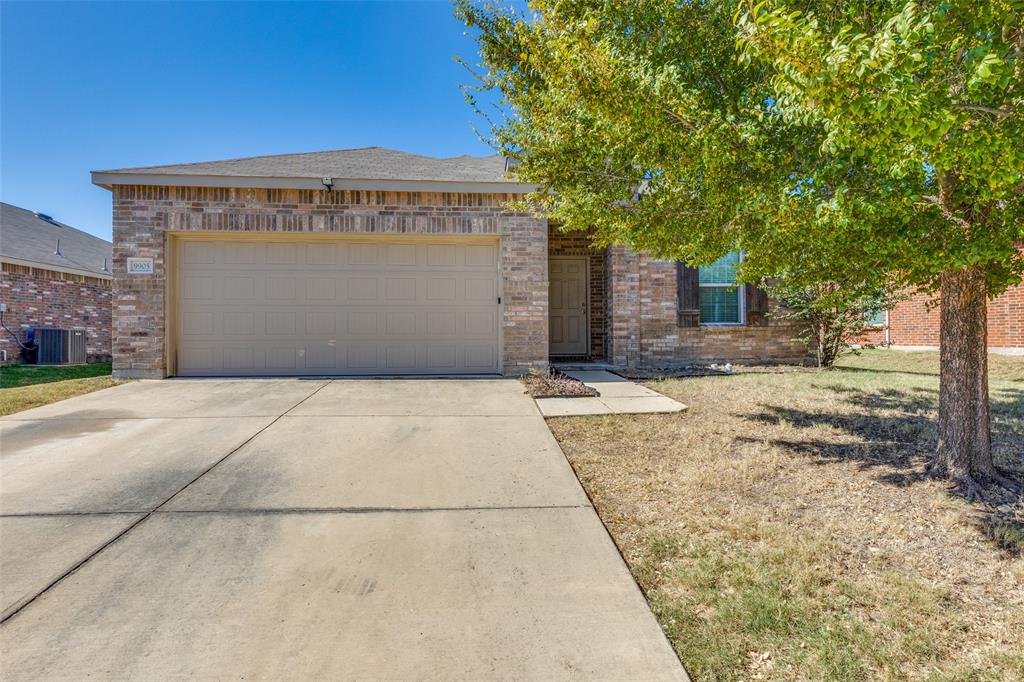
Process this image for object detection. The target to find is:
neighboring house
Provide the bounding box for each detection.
[0,202,113,364]
[91,147,806,379]
[860,261,1023,354]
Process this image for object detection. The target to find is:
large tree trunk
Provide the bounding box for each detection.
[933,265,995,493]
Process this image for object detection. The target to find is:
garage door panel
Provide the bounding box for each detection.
[306,278,336,301]
[223,312,255,336]
[466,311,497,337]
[305,344,338,370]
[267,243,298,265]
[348,243,379,266]
[266,347,298,370]
[348,311,379,335]
[223,276,256,300]
[183,276,215,301]
[181,347,215,371]
[347,278,378,300]
[465,345,497,369]
[306,243,337,266]
[384,312,415,336]
[385,278,416,301]
[182,312,215,337]
[266,278,297,301]
[265,311,296,336]
[177,238,500,376]
[183,242,217,264]
[306,312,336,335]
[466,244,497,267]
[386,243,417,266]
[223,347,255,370]
[224,243,256,264]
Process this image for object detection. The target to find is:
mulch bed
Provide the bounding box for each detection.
[614,362,816,380]
[522,370,599,398]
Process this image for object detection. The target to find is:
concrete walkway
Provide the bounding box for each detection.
[535,370,688,417]
[0,379,686,681]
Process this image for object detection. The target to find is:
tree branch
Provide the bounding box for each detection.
[954,103,1012,118]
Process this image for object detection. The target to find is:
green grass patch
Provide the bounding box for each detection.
[0,363,120,415]
[0,362,113,389]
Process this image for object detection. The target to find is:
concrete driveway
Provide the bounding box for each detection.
[0,378,686,681]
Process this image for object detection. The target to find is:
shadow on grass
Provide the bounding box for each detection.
[738,384,1024,551]
[830,365,943,379]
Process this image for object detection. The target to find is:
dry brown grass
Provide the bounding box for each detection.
[0,375,122,416]
[548,350,1024,681]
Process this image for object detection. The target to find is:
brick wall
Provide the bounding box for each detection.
[547,225,606,360]
[863,279,1024,350]
[606,248,809,366]
[0,263,112,363]
[110,185,548,378]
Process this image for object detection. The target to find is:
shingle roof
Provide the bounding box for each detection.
[96,146,514,183]
[0,202,112,278]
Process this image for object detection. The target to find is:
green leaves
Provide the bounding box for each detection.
[457,0,1024,296]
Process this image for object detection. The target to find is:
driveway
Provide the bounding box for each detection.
[0,379,686,681]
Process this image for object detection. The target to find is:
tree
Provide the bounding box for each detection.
[767,278,891,368]
[456,0,1024,499]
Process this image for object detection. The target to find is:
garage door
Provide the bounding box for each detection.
[175,237,501,376]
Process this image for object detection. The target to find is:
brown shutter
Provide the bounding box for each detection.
[677,262,700,327]
[745,283,769,326]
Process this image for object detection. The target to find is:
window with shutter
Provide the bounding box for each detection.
[698,252,743,325]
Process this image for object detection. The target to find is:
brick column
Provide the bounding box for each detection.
[501,215,549,374]
[606,245,641,367]
[112,186,168,379]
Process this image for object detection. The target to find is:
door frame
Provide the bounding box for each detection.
[548,255,590,357]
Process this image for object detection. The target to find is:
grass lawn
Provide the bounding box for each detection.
[548,349,1023,681]
[0,362,120,416]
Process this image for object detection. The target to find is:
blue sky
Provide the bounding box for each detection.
[1,1,497,240]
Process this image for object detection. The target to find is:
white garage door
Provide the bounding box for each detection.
[175,237,501,376]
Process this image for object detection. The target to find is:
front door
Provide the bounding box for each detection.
[549,257,589,356]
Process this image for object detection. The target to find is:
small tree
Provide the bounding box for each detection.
[767,279,890,368]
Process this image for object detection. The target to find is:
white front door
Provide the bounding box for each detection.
[549,257,588,356]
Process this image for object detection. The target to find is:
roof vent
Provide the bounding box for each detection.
[35,212,61,226]
[54,238,63,257]
[504,157,521,173]
[102,257,110,273]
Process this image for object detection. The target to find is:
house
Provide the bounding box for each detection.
[861,264,1023,353]
[0,202,113,364]
[91,147,807,379]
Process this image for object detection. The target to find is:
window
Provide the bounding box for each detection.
[698,252,743,324]
[864,308,885,326]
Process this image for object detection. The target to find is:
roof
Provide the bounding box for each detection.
[0,202,112,278]
[92,147,534,193]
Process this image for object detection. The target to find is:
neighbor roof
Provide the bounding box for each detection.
[92,147,534,193]
[0,202,112,278]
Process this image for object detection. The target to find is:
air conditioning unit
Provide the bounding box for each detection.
[68,329,87,364]
[27,328,87,365]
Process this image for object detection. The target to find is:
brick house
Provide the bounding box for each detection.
[92,147,807,379]
[0,203,113,364]
[860,259,1023,354]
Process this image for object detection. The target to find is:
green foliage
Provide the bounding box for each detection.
[766,279,892,368]
[455,0,1024,296]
